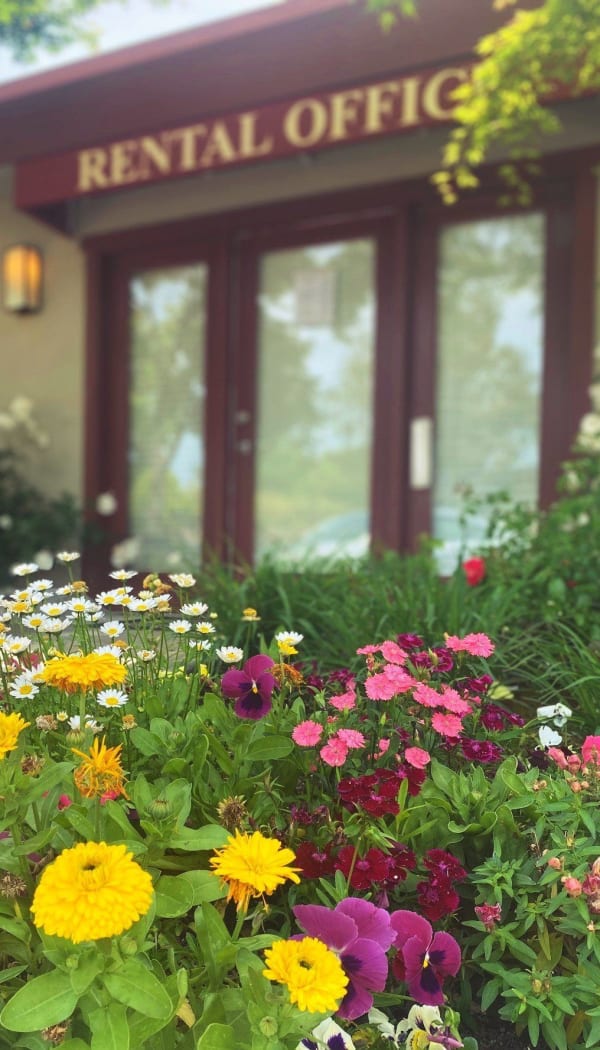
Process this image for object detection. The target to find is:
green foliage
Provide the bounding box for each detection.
[0,0,104,59]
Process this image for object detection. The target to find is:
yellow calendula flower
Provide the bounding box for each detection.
[210,829,300,912]
[41,652,126,694]
[0,712,30,760]
[31,841,153,942]
[72,737,128,799]
[263,937,348,1013]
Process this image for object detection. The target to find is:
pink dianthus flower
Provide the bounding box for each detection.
[404,746,431,769]
[444,633,495,657]
[337,728,366,749]
[431,711,463,738]
[292,720,323,747]
[320,735,349,767]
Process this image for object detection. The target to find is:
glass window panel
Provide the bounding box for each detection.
[255,239,376,563]
[129,264,207,570]
[433,214,545,572]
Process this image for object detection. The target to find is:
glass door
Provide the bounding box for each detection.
[231,228,390,565]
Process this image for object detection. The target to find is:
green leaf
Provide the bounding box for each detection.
[69,951,105,995]
[89,1002,129,1050]
[243,736,293,761]
[172,825,229,851]
[155,874,195,917]
[102,959,172,1019]
[0,971,79,1032]
[196,1024,236,1049]
[179,869,227,905]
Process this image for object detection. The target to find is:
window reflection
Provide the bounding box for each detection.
[433,214,545,572]
[255,240,376,563]
[129,264,207,570]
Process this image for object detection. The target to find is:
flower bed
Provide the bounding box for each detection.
[0,558,599,1050]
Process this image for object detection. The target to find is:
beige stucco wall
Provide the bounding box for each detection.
[0,166,84,506]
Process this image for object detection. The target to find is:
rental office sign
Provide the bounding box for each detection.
[15,64,469,209]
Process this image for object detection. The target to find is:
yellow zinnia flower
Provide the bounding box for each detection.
[31,841,153,942]
[0,712,30,760]
[209,829,300,912]
[41,652,126,694]
[72,737,128,799]
[263,937,348,1013]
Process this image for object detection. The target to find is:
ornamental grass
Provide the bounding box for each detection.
[1,547,600,1050]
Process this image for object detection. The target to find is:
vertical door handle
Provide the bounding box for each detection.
[410,417,433,490]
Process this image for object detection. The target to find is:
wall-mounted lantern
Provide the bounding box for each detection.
[2,244,44,314]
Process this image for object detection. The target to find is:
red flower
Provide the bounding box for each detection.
[474,902,502,931]
[294,841,336,879]
[463,556,486,586]
[335,845,391,889]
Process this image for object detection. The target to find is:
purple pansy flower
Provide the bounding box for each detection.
[390,910,461,1006]
[294,897,394,1020]
[221,654,276,720]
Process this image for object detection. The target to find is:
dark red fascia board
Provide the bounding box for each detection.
[0,0,521,165]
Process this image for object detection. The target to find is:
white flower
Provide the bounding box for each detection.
[137,649,156,662]
[216,646,244,663]
[168,573,196,588]
[537,703,572,728]
[9,674,39,700]
[22,614,46,630]
[55,585,74,596]
[56,551,80,563]
[190,639,212,651]
[34,550,54,571]
[3,635,31,654]
[68,598,99,615]
[128,597,159,613]
[101,621,125,638]
[296,1018,356,1050]
[27,579,53,593]
[93,645,123,658]
[68,715,103,733]
[110,537,140,568]
[181,601,209,616]
[96,589,129,606]
[97,689,128,709]
[108,570,138,581]
[11,563,39,577]
[196,621,216,635]
[275,630,304,646]
[41,602,67,617]
[539,724,563,748]
[169,619,192,635]
[40,617,73,633]
[96,491,118,516]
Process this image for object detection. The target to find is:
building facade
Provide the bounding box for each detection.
[1,0,599,572]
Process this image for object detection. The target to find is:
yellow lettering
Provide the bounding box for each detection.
[329,88,364,142]
[110,140,139,185]
[283,98,328,148]
[164,125,207,171]
[200,121,238,167]
[422,67,469,121]
[77,148,109,192]
[238,111,274,158]
[399,76,421,127]
[139,136,172,177]
[364,81,401,134]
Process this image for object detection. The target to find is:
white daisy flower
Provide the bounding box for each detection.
[68,598,99,615]
[9,674,39,700]
[11,563,39,577]
[27,579,54,592]
[197,621,216,635]
[128,597,159,613]
[41,602,67,617]
[93,645,123,658]
[108,570,138,581]
[137,649,157,662]
[169,619,192,635]
[22,614,46,630]
[216,646,244,664]
[180,601,209,617]
[275,631,304,646]
[55,585,74,596]
[101,621,125,639]
[55,551,80,563]
[97,689,128,709]
[40,617,73,633]
[3,635,31,654]
[168,573,196,588]
[68,715,103,732]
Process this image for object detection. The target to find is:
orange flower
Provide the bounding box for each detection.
[72,737,128,799]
